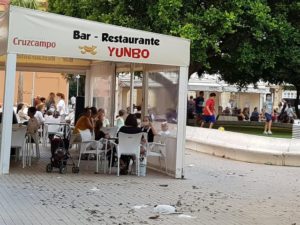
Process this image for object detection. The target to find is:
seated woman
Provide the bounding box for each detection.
[71,107,93,143]
[98,108,110,127]
[242,107,250,121]
[115,109,126,130]
[94,119,106,141]
[237,109,245,121]
[223,107,231,115]
[118,114,142,175]
[141,116,157,143]
[17,103,29,123]
[90,106,99,126]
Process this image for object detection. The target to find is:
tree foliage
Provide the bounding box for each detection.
[10,0,38,9]
[48,0,300,115]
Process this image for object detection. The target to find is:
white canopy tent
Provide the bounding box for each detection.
[0,6,190,178]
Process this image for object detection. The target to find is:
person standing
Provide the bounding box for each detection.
[56,93,66,118]
[263,93,273,135]
[201,93,216,129]
[70,96,76,109]
[46,92,56,112]
[187,96,195,120]
[195,91,205,125]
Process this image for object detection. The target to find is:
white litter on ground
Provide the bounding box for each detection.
[90,187,100,191]
[153,205,176,214]
[178,214,195,219]
[188,164,195,167]
[132,205,148,209]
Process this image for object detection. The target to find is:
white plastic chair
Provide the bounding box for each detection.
[101,126,119,138]
[26,132,40,166]
[77,129,107,173]
[101,126,119,173]
[116,132,144,176]
[43,120,64,146]
[11,126,27,168]
[147,134,168,174]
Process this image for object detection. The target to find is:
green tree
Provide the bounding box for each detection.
[48,0,300,116]
[211,1,300,116]
[11,0,38,104]
[11,0,38,9]
[62,74,85,97]
[264,0,300,116]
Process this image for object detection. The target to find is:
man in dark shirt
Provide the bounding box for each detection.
[195,91,205,125]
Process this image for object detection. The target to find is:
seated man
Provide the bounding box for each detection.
[250,107,259,121]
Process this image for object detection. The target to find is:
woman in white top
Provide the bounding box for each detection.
[286,103,297,123]
[17,103,29,122]
[115,109,126,129]
[98,108,110,127]
[35,103,45,125]
[56,93,66,117]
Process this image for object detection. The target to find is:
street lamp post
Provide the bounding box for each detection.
[76,74,80,96]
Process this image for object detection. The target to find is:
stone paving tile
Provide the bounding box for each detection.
[0,145,300,225]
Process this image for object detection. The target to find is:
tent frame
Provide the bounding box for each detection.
[0,6,190,178]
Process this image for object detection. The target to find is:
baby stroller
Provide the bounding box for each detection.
[46,125,79,174]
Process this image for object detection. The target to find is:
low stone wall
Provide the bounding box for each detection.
[188,118,293,129]
[186,126,300,166]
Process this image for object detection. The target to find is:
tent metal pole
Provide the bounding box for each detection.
[175,66,188,179]
[142,69,149,119]
[111,63,117,124]
[129,64,134,114]
[0,53,17,175]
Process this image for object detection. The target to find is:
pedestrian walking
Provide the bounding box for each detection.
[263,93,273,135]
[201,93,216,129]
[195,91,205,125]
[70,96,76,109]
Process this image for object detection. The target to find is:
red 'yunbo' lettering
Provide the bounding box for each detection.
[13,37,56,49]
[108,47,150,59]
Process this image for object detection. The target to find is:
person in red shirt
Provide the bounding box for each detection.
[201,93,216,128]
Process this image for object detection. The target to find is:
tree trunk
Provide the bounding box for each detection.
[17,71,24,104]
[295,86,300,118]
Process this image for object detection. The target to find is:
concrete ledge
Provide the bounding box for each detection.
[186,126,300,166]
[187,119,293,129]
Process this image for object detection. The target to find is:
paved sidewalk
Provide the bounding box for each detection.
[0,148,300,225]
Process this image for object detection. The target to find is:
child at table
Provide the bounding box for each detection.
[27,107,40,136]
[27,107,40,144]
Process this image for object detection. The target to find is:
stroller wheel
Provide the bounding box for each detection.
[59,165,67,174]
[46,163,53,173]
[72,166,80,173]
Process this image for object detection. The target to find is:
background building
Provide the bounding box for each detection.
[0,0,68,106]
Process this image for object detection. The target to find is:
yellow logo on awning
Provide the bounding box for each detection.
[79,45,97,55]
